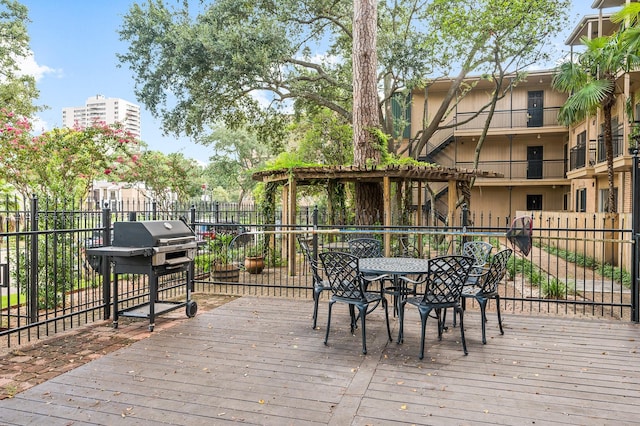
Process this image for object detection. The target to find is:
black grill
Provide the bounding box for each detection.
[86,220,198,331]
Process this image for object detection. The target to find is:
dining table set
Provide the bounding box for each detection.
[300,236,513,359]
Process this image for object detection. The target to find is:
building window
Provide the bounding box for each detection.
[598,188,618,213]
[526,194,542,210]
[576,188,587,212]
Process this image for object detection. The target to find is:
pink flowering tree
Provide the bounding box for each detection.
[0,109,140,202]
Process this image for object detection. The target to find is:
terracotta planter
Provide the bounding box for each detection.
[244,256,265,274]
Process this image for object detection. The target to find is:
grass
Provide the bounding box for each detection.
[0,292,23,309]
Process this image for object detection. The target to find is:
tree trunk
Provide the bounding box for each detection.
[603,97,616,213]
[353,0,382,225]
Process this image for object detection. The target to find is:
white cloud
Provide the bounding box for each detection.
[16,50,61,81]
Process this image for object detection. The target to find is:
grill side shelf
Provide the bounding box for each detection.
[86,246,153,257]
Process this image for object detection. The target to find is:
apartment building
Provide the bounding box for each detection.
[564,0,638,215]
[404,0,638,222]
[62,95,141,138]
[407,71,570,221]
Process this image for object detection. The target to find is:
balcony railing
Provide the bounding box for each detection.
[569,140,597,170]
[455,159,566,180]
[597,132,625,163]
[454,107,561,131]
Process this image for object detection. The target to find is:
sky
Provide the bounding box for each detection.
[19,1,599,163]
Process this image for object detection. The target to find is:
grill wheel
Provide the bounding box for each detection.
[186,300,198,318]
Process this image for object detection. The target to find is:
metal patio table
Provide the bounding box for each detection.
[359,257,431,340]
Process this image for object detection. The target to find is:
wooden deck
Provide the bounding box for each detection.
[1,296,639,425]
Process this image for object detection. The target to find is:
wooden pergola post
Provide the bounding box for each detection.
[383,175,391,257]
[287,177,297,276]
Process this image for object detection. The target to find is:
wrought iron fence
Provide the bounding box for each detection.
[0,196,636,348]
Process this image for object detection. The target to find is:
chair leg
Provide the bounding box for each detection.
[358,305,368,354]
[398,300,406,344]
[382,298,392,343]
[348,305,356,333]
[435,308,444,340]
[324,300,335,346]
[418,309,429,360]
[478,297,488,344]
[442,307,450,330]
[457,306,468,355]
[495,295,504,335]
[312,288,320,329]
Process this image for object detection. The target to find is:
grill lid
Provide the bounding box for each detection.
[113,220,195,247]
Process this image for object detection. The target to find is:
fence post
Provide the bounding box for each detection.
[632,148,640,323]
[28,195,38,323]
[102,206,112,320]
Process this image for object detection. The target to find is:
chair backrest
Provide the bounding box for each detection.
[461,241,493,267]
[348,238,383,258]
[421,255,474,304]
[477,248,513,293]
[319,251,366,300]
[297,235,323,284]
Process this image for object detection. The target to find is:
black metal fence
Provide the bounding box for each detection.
[0,196,636,348]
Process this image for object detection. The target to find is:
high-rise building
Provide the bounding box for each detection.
[62,95,141,138]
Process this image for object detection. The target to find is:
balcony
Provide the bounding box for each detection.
[597,132,625,163]
[455,107,561,131]
[456,159,566,180]
[569,140,596,170]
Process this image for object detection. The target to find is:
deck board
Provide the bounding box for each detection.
[1,296,639,425]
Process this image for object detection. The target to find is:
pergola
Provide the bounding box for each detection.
[252,164,503,274]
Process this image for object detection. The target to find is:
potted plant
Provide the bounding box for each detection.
[210,233,240,282]
[244,243,266,274]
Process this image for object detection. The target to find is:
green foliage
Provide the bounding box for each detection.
[209,233,236,266]
[12,234,76,310]
[541,278,568,300]
[290,108,353,166]
[0,0,41,119]
[538,242,631,288]
[507,255,573,299]
[202,127,271,204]
[262,152,323,171]
[133,151,202,207]
[118,0,570,153]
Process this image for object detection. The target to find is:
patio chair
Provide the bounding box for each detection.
[462,248,512,344]
[449,241,493,326]
[348,237,387,293]
[348,238,383,258]
[398,255,474,359]
[461,241,493,273]
[319,251,392,354]
[297,235,331,329]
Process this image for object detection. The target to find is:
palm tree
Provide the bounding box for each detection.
[552,34,628,213]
